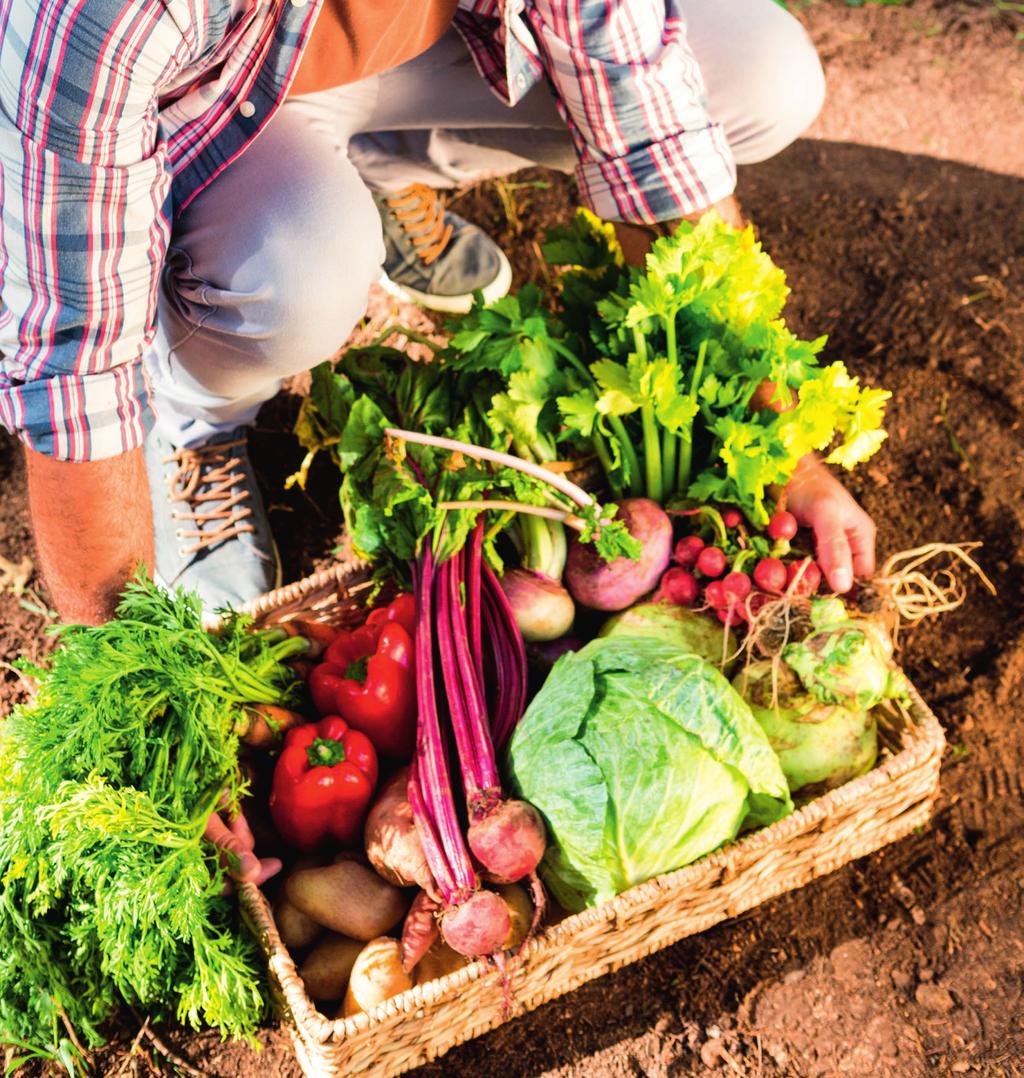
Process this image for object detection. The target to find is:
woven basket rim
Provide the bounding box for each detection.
[237,560,946,1048]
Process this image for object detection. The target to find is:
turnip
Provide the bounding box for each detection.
[499,568,575,643]
[565,498,672,611]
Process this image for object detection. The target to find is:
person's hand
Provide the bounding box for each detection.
[784,455,876,594]
[612,195,745,267]
[203,807,282,887]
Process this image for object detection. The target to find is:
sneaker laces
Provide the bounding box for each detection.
[384,184,454,266]
[164,439,255,556]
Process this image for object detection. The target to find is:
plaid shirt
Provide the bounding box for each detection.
[0,0,736,461]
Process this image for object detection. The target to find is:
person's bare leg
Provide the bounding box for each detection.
[25,447,153,624]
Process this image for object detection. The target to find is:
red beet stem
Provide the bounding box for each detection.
[465,517,485,695]
[436,553,484,800]
[445,550,500,793]
[414,547,475,894]
[481,564,528,751]
[407,760,458,902]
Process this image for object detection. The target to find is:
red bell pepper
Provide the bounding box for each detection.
[364,592,416,637]
[308,594,417,760]
[270,716,378,851]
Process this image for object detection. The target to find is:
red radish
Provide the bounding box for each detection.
[721,572,752,603]
[673,534,705,569]
[787,559,823,596]
[753,558,788,594]
[658,568,700,606]
[705,580,727,608]
[767,510,798,541]
[721,508,743,529]
[716,606,747,627]
[696,546,727,578]
[565,498,673,611]
[748,592,773,617]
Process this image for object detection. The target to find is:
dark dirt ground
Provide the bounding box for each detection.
[2,3,1023,1076]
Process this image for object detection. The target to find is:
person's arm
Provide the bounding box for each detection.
[0,4,181,620]
[25,448,153,625]
[526,0,737,224]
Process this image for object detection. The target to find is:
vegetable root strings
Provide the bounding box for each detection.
[874,542,997,637]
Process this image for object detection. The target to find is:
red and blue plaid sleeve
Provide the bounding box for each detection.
[525,0,736,222]
[0,1,184,461]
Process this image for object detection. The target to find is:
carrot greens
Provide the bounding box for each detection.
[0,574,306,1065]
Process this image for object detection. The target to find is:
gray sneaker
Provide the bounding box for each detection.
[375,184,512,315]
[145,427,281,611]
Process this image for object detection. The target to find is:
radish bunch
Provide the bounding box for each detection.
[657,508,823,626]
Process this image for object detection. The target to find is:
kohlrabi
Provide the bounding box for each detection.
[736,660,877,795]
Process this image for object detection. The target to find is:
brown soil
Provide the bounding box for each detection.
[2,3,1023,1075]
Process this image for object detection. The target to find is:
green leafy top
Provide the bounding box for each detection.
[289,347,637,570]
[0,574,304,1062]
[532,210,892,522]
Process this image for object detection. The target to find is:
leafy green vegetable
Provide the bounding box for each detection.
[507,637,791,911]
[289,348,637,572]
[533,211,892,522]
[598,603,737,671]
[0,574,305,1061]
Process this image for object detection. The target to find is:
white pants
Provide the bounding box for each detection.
[147,0,825,446]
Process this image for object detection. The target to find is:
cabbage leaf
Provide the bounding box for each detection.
[507,637,791,911]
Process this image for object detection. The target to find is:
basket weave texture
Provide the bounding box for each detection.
[237,561,946,1078]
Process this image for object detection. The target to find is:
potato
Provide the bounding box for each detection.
[275,897,322,951]
[285,860,408,940]
[298,934,364,1001]
[414,940,470,986]
[364,768,434,891]
[497,883,533,951]
[341,938,413,1017]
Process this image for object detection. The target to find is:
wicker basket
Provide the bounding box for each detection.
[236,562,946,1078]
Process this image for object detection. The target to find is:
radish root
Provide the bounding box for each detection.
[873,542,996,640]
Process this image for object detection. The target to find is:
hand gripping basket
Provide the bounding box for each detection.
[235,560,946,1078]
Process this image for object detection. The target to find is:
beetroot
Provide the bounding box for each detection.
[565,498,672,611]
[468,799,547,885]
[440,890,511,958]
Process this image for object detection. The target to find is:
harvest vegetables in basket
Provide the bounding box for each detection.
[285,212,995,931]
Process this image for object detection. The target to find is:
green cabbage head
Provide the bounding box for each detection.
[506,637,792,912]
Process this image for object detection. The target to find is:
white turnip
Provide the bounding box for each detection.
[499,568,575,643]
